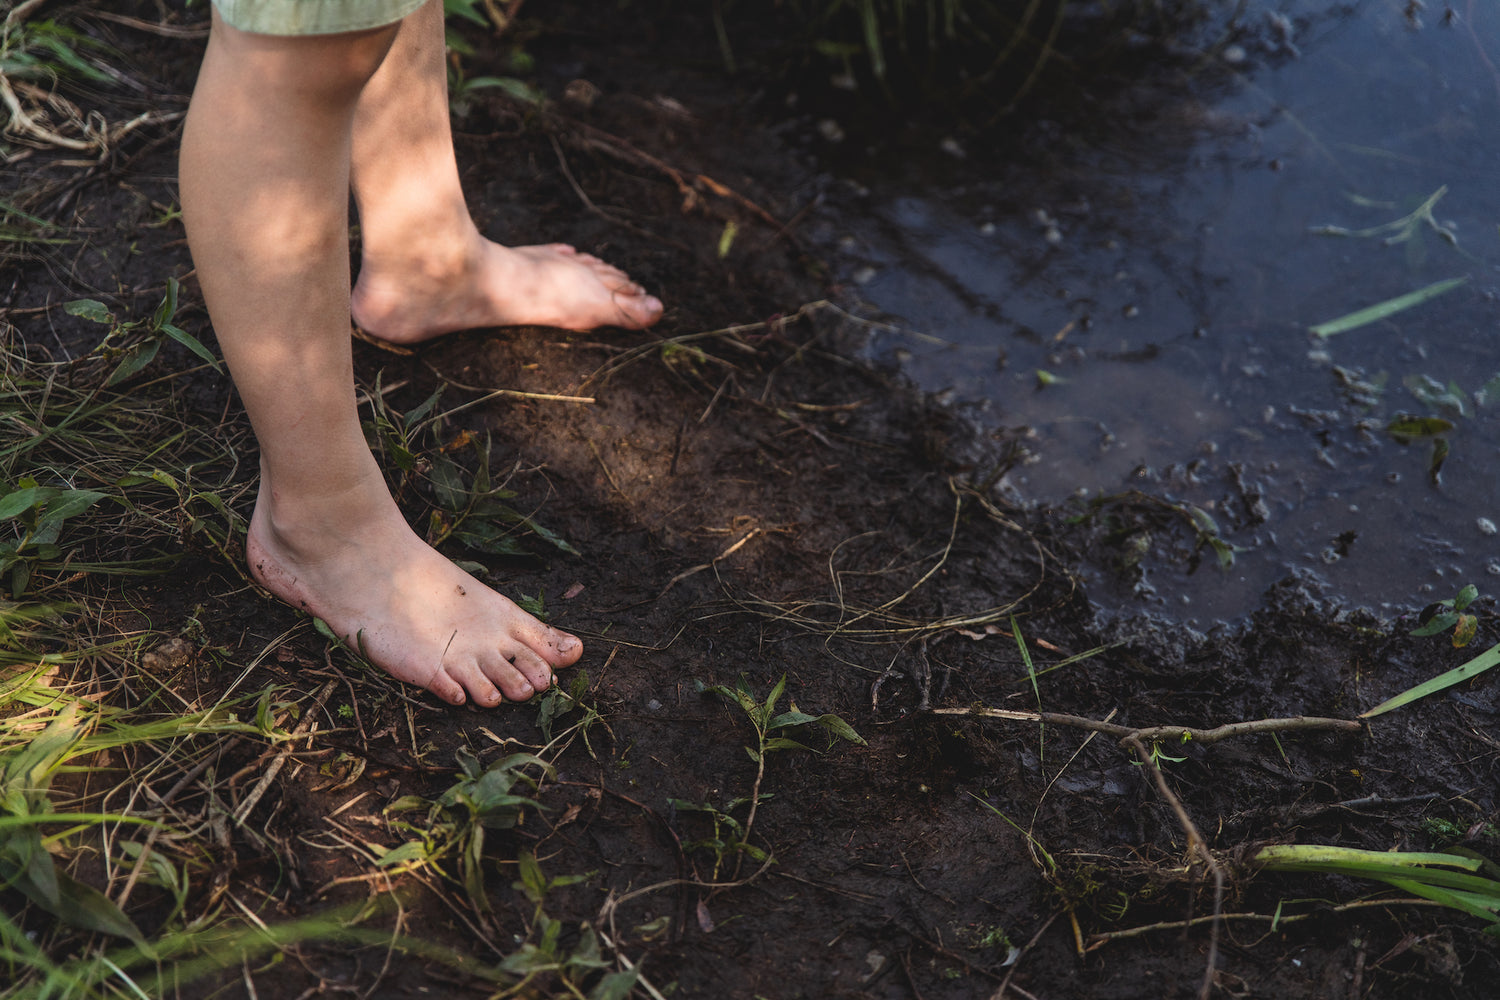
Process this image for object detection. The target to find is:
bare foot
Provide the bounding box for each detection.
[351,238,663,345]
[246,475,581,706]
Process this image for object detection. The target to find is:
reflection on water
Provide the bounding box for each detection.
[815,1,1500,620]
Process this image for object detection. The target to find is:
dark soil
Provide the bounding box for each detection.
[6,4,1500,998]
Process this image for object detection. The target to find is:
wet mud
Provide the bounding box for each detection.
[7,3,1500,998]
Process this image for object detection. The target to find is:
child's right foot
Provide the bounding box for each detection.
[246,475,580,707]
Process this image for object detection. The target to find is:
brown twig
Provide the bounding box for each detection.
[1124,735,1222,1000]
[233,681,336,826]
[1084,897,1450,950]
[928,707,1363,747]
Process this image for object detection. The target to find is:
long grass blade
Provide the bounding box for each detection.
[1309,276,1468,338]
[1360,640,1500,718]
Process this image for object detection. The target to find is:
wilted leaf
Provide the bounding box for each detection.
[1453,614,1478,648]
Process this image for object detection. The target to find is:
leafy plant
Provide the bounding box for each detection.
[1412,584,1481,647]
[360,381,577,560]
[681,675,864,877]
[497,852,637,999]
[0,477,108,597]
[66,278,221,385]
[442,0,543,115]
[380,749,551,911]
[0,706,148,945]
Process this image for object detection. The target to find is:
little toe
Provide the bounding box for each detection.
[426,672,469,706]
[446,662,506,707]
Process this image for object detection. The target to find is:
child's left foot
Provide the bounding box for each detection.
[351,238,662,344]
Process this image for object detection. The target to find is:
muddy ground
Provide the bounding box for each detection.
[6,3,1500,998]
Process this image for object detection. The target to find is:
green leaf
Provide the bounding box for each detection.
[588,968,640,1000]
[815,713,866,744]
[64,299,113,324]
[1387,415,1453,442]
[1412,611,1460,637]
[1362,641,1500,717]
[461,75,546,104]
[1310,276,1468,337]
[0,487,52,521]
[762,737,812,754]
[106,339,161,386]
[21,863,145,943]
[443,0,489,26]
[717,220,739,259]
[159,322,223,371]
[769,710,820,729]
[1455,585,1479,611]
[150,277,179,332]
[38,489,107,526]
[766,675,787,716]
[377,840,433,867]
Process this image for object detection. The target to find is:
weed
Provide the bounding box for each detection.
[1129,734,1189,768]
[496,851,639,999]
[534,670,606,757]
[1413,584,1481,648]
[442,0,543,115]
[361,379,578,560]
[679,675,863,878]
[67,278,221,386]
[380,748,552,911]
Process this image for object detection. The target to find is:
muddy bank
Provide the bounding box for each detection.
[4,4,1499,998]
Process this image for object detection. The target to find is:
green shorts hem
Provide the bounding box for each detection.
[212,0,428,35]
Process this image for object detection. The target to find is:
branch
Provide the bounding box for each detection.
[929,707,1362,747]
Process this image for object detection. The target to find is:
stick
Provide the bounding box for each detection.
[1125,735,1222,1000]
[928,707,1362,747]
[233,681,336,826]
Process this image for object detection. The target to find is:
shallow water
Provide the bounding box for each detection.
[813,0,1500,621]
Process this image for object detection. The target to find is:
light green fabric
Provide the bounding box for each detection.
[212,0,427,35]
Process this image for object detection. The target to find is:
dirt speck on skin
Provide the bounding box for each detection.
[7,4,1500,998]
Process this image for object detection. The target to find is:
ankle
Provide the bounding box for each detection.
[356,218,484,286]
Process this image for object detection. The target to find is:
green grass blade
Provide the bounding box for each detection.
[1309,277,1468,338]
[1361,640,1500,718]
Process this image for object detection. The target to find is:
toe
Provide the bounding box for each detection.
[427,672,469,706]
[615,293,663,329]
[481,656,536,702]
[509,647,556,693]
[447,661,507,707]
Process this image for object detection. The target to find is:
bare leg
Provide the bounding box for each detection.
[180,12,580,706]
[348,0,662,343]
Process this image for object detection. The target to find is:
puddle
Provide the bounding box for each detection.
[804,0,1500,621]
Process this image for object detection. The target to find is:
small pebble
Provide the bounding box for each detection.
[647,698,663,712]
[1479,517,1498,536]
[817,119,845,142]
